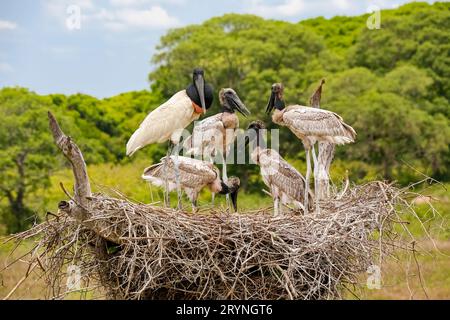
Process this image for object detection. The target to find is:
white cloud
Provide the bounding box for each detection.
[110,0,151,6]
[115,7,180,29]
[0,62,14,73]
[43,0,95,30]
[88,6,180,30]
[332,0,350,10]
[110,0,186,6]
[45,0,95,17]
[247,0,305,17]
[43,0,180,31]
[0,20,17,31]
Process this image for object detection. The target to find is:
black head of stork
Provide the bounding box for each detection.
[218,176,241,212]
[245,120,266,148]
[219,88,251,117]
[186,68,214,114]
[266,83,285,114]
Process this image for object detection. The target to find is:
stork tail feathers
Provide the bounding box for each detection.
[343,123,357,140]
[126,128,144,157]
[142,162,169,188]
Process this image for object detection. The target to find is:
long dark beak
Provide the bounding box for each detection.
[266,91,275,114]
[226,93,250,117]
[230,189,238,212]
[194,74,206,114]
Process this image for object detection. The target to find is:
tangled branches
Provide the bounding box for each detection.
[4,181,419,300]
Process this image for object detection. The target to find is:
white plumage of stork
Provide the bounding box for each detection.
[126,68,214,209]
[246,121,313,215]
[183,88,250,205]
[266,83,356,213]
[142,156,241,212]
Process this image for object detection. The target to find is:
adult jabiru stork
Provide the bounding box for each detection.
[126,68,213,209]
[245,121,313,216]
[142,156,241,212]
[183,88,250,206]
[266,83,356,213]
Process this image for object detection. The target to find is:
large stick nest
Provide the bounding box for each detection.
[6,181,419,300]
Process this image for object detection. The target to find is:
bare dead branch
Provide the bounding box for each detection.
[48,111,91,208]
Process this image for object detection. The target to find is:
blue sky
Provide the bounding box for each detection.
[0,0,440,98]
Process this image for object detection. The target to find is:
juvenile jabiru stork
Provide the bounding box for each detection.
[126,68,213,209]
[309,79,335,200]
[245,121,313,215]
[142,156,241,212]
[266,83,356,213]
[183,88,250,205]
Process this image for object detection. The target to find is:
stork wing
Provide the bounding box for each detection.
[126,90,198,156]
[142,156,217,190]
[183,113,225,157]
[259,149,307,201]
[283,106,356,143]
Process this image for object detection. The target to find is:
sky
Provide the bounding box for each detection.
[0,0,441,98]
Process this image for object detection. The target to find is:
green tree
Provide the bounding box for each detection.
[0,88,56,233]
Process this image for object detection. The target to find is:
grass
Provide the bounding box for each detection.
[1,161,449,299]
[357,241,450,300]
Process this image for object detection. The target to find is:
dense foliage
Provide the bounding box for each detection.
[149,1,450,185]
[0,2,449,232]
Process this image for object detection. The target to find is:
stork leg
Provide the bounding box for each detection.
[304,148,311,215]
[274,197,279,216]
[222,153,230,211]
[209,157,215,206]
[192,197,198,213]
[173,144,182,211]
[163,142,173,208]
[311,144,320,213]
[187,190,198,213]
[311,144,318,191]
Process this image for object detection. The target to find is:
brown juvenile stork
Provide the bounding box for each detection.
[183,88,250,205]
[142,156,241,212]
[266,83,356,213]
[126,68,214,209]
[245,121,313,215]
[309,79,335,200]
